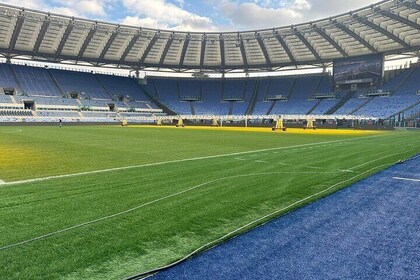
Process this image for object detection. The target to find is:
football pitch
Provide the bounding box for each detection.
[0,125,419,279]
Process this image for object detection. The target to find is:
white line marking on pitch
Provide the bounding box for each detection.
[393,177,420,182]
[345,151,404,172]
[255,160,269,163]
[277,163,293,166]
[1,129,23,134]
[0,171,342,251]
[0,179,5,184]
[1,134,388,187]
[234,158,247,161]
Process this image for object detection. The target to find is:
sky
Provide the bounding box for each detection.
[1,0,381,32]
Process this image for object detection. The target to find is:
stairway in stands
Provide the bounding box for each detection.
[327,90,354,114]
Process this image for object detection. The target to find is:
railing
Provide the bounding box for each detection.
[309,93,336,100]
[223,97,244,102]
[180,96,201,101]
[265,95,287,101]
[360,89,391,97]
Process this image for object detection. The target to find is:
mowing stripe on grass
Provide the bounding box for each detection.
[126,161,398,280]
[393,177,420,182]
[0,148,404,252]
[2,134,388,187]
[0,171,341,251]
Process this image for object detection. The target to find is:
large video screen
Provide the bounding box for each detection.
[333,54,384,86]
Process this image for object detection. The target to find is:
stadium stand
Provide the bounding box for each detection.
[0,109,32,116]
[148,79,192,115]
[0,63,419,121]
[12,65,62,97]
[37,111,80,118]
[95,74,152,102]
[0,64,20,91]
[196,80,228,115]
[353,66,420,118]
[50,69,112,100]
[252,79,276,115]
[0,94,13,104]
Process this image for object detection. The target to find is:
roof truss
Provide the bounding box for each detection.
[0,0,418,73]
[334,21,378,54]
[294,29,322,61]
[353,14,410,48]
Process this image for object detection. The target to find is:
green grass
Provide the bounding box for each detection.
[0,126,418,279]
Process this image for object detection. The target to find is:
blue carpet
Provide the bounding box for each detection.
[151,157,420,280]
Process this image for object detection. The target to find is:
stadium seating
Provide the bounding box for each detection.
[252,79,274,115]
[82,111,118,118]
[311,99,340,115]
[50,69,111,100]
[152,79,192,114]
[95,74,151,101]
[14,96,80,107]
[0,94,13,103]
[0,109,32,116]
[12,65,62,97]
[196,80,228,115]
[0,64,20,90]
[1,63,419,120]
[37,111,80,118]
[231,80,256,115]
[353,66,420,118]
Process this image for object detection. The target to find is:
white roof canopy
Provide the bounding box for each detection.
[0,0,419,73]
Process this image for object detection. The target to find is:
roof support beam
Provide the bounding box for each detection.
[353,14,410,48]
[159,34,174,65]
[334,21,378,53]
[200,36,206,69]
[314,26,347,57]
[119,32,139,65]
[375,7,420,31]
[9,12,25,52]
[219,35,225,70]
[77,24,96,61]
[294,30,322,61]
[255,33,271,67]
[179,34,191,67]
[274,32,296,65]
[98,27,119,62]
[33,16,50,55]
[55,19,74,58]
[139,32,159,66]
[238,35,248,70]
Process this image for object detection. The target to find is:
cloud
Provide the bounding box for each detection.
[215,0,304,30]
[291,0,311,10]
[301,0,378,19]
[1,0,382,32]
[121,0,217,31]
[213,0,379,30]
[2,0,109,17]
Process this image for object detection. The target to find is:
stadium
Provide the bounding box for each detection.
[0,0,419,279]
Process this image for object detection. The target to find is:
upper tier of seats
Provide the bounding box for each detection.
[95,74,151,101]
[0,63,160,110]
[12,65,62,97]
[50,69,112,100]
[0,64,20,90]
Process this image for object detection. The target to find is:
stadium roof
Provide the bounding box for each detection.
[0,0,419,73]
